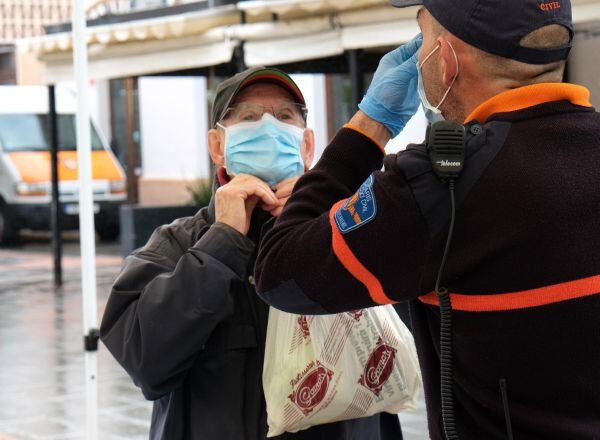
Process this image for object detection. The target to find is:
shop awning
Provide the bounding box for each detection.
[21,5,240,83]
[573,0,600,23]
[237,0,389,19]
[242,20,420,66]
[241,5,419,66]
[241,0,600,67]
[36,37,237,83]
[21,0,600,82]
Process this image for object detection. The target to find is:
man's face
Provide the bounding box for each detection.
[208,83,315,172]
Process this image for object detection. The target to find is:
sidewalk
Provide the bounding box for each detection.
[0,237,429,440]
[0,239,151,440]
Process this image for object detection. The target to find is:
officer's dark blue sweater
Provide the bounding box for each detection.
[256,83,600,440]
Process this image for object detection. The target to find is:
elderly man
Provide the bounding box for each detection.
[100,67,403,440]
[255,1,600,439]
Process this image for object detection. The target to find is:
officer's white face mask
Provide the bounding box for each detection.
[417,39,460,124]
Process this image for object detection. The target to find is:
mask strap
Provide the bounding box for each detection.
[216,122,229,155]
[436,39,460,110]
[417,43,440,69]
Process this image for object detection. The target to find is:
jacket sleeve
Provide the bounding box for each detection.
[255,127,430,314]
[100,218,254,400]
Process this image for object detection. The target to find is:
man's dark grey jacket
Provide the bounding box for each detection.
[100,193,402,440]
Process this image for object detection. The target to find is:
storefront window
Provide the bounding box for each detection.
[0,48,16,85]
[110,78,141,202]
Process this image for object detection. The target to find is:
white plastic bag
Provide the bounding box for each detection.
[263,305,422,437]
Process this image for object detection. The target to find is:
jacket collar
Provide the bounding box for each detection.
[465,83,591,124]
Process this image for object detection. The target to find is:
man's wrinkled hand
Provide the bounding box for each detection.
[215,174,278,235]
[263,176,299,218]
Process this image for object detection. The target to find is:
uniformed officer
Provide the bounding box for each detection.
[255,1,600,439]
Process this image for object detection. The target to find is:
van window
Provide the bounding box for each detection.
[0,114,104,152]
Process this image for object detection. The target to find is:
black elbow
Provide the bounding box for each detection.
[257,279,331,316]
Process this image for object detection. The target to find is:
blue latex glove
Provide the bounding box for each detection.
[358,34,422,138]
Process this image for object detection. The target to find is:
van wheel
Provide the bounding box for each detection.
[0,206,18,246]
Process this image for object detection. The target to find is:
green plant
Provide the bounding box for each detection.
[187,178,214,207]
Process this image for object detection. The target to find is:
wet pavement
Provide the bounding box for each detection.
[0,234,429,440]
[0,235,151,440]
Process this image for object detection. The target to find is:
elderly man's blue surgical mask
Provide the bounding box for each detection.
[218,113,305,187]
[417,39,460,124]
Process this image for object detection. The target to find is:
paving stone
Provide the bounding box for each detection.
[0,237,430,440]
[0,239,151,439]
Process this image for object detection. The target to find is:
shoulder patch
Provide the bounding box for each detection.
[334,175,377,234]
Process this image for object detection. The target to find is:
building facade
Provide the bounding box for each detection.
[12,0,600,206]
[0,0,72,84]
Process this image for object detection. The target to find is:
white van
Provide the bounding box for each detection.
[0,86,127,244]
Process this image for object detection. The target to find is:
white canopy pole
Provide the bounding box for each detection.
[72,1,99,439]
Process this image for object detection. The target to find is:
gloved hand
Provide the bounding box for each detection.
[358,33,422,138]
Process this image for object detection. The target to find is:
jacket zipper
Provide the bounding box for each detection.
[499,378,514,440]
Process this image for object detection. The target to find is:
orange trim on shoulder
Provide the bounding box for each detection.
[343,124,386,155]
[418,274,600,312]
[329,200,394,305]
[465,83,592,124]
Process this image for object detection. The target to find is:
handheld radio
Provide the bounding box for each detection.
[426,120,466,440]
[427,121,465,178]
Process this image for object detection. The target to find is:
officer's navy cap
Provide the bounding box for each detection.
[390,0,573,64]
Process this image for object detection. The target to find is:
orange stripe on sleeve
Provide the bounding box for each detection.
[343,124,386,155]
[419,274,600,312]
[329,200,394,305]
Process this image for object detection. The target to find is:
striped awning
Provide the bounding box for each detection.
[18,0,600,83]
[19,5,240,83]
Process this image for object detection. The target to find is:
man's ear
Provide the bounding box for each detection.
[301,128,315,171]
[208,128,225,167]
[439,37,460,88]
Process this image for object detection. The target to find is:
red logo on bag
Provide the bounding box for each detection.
[298,315,311,338]
[359,337,397,396]
[346,310,363,321]
[289,361,334,415]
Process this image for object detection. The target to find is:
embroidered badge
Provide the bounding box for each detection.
[334,175,377,234]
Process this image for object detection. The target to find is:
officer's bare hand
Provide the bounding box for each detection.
[215,174,278,235]
[264,177,300,218]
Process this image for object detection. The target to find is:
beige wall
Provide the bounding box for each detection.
[138,178,198,206]
[15,49,44,85]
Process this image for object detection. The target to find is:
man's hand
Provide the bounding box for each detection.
[215,174,278,235]
[264,177,299,218]
[358,33,422,139]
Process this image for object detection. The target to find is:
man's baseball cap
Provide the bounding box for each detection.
[390,0,573,64]
[211,66,306,127]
